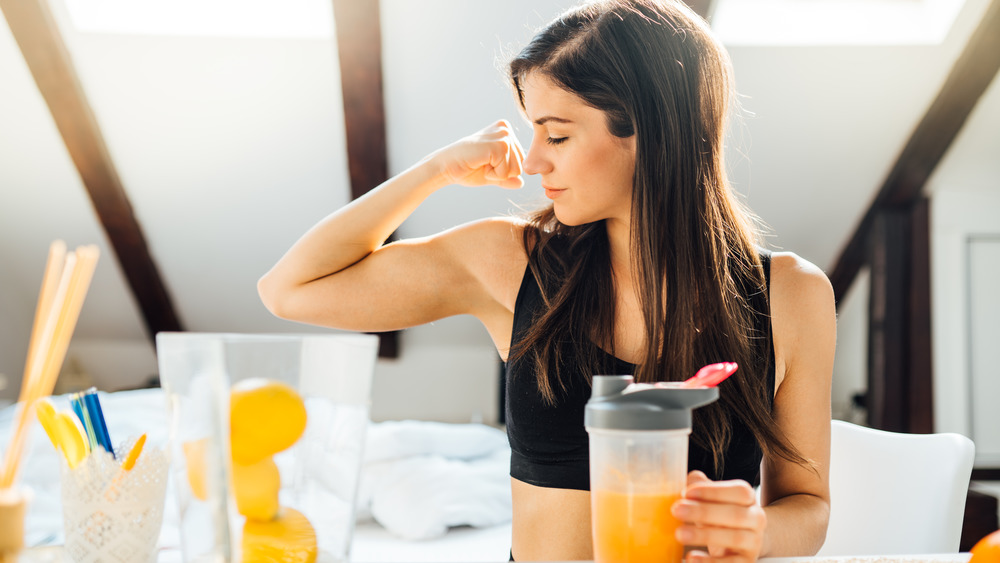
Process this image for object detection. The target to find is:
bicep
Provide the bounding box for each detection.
[269,220,520,332]
[761,255,836,506]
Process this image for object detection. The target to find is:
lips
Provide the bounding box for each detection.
[543,185,566,199]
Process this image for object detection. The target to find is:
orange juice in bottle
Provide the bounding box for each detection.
[585,375,719,563]
[593,490,683,563]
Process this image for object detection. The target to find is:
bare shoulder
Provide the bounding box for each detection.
[437,216,527,254]
[434,216,529,312]
[769,252,835,316]
[768,252,836,386]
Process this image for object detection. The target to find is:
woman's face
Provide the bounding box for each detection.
[519,73,636,228]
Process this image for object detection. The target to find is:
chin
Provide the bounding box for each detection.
[552,209,598,228]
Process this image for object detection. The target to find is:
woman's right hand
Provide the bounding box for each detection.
[432,120,526,190]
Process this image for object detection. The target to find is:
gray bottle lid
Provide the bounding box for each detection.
[584,375,719,431]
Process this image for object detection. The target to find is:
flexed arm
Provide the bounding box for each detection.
[257,120,526,331]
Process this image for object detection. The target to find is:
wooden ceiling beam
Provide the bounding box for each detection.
[0,0,183,339]
[332,0,398,358]
[829,0,1000,301]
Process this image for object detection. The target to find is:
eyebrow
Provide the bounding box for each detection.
[534,116,574,125]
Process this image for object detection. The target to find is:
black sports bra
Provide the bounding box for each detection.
[503,250,774,491]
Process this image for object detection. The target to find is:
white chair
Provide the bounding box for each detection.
[817,420,975,556]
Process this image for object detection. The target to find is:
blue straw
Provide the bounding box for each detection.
[82,388,115,458]
[70,393,99,453]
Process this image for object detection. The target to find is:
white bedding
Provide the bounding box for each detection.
[0,388,513,562]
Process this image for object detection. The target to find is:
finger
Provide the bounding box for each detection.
[687,470,711,487]
[481,164,501,184]
[687,550,752,563]
[510,131,527,163]
[506,141,523,178]
[486,119,512,139]
[685,480,757,506]
[707,544,728,558]
[489,118,525,159]
[489,142,511,179]
[686,549,711,563]
[497,175,525,189]
[676,524,761,555]
[482,163,523,189]
[672,499,766,531]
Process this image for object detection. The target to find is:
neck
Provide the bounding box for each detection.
[605,217,635,285]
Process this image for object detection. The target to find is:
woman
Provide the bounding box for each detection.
[258,0,834,561]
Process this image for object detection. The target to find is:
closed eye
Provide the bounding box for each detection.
[546,137,568,145]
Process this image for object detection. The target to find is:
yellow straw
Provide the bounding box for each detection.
[0,253,76,487]
[0,244,99,488]
[0,242,66,466]
[22,241,66,385]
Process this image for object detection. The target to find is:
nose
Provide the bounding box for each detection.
[522,138,552,176]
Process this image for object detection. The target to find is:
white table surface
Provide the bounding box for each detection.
[14,548,974,563]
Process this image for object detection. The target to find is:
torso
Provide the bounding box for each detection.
[467,218,790,561]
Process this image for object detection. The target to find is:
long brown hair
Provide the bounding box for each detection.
[507,0,808,472]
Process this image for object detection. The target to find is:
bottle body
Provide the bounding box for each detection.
[588,428,689,563]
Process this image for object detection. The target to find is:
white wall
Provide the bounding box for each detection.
[831,268,868,423]
[927,70,1000,466]
[1,0,994,426]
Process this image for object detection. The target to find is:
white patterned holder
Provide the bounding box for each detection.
[60,440,168,563]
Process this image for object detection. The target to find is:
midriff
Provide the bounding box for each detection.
[511,477,594,561]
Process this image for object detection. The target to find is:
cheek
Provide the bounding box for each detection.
[602,144,636,193]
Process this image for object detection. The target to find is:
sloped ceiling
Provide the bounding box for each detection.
[0,0,994,398]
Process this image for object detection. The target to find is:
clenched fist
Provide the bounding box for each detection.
[431,120,526,189]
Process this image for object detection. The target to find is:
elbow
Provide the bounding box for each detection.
[762,493,830,557]
[257,273,292,320]
[802,495,831,556]
[810,498,831,555]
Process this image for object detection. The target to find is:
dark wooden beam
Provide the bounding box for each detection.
[829,0,1000,302]
[867,208,909,432]
[907,199,933,434]
[0,0,183,339]
[332,0,398,358]
[865,199,934,433]
[685,0,719,21]
[332,0,388,201]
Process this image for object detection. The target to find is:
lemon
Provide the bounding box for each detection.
[230,378,308,465]
[233,457,281,521]
[241,507,318,563]
[182,438,209,501]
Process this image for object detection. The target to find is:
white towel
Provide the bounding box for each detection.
[363,420,510,463]
[357,421,512,540]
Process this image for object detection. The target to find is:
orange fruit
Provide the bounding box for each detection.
[233,457,281,521]
[241,507,317,563]
[230,378,307,465]
[971,529,1000,563]
[182,438,209,501]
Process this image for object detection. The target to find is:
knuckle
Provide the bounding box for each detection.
[686,503,705,522]
[754,507,767,530]
[730,528,758,550]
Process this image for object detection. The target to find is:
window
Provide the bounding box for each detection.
[712,0,966,45]
[62,0,334,38]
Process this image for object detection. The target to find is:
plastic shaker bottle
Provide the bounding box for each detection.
[585,375,719,563]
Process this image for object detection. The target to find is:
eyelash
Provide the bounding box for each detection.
[546,137,568,145]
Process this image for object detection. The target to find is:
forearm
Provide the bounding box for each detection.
[761,493,830,557]
[258,155,445,300]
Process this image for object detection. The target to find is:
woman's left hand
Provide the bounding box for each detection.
[671,470,768,563]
